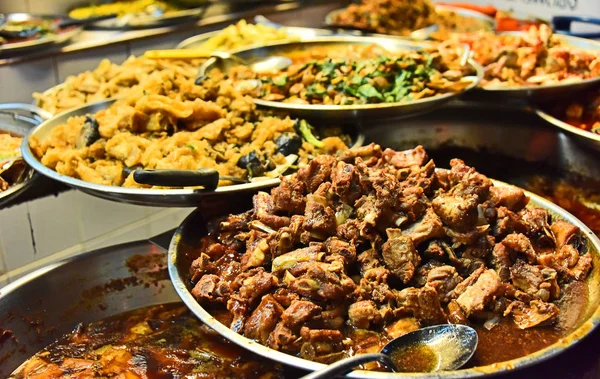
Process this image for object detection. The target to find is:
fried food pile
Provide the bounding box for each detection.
[188,144,592,363]
[446,24,600,88]
[0,133,27,192]
[30,72,349,188]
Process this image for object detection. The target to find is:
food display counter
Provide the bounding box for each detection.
[1,0,600,378]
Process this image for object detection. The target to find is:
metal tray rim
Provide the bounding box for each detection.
[168,181,600,378]
[535,107,600,144]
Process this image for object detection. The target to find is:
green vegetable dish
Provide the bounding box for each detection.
[227,45,473,106]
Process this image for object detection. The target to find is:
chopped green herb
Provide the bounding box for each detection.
[298,120,324,148]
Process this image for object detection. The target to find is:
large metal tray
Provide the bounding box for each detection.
[200,37,484,121]
[168,103,600,378]
[21,99,364,207]
[0,13,82,55]
[534,107,600,152]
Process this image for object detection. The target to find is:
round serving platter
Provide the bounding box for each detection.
[21,99,365,207]
[535,107,600,152]
[0,13,83,55]
[169,180,600,379]
[200,36,484,121]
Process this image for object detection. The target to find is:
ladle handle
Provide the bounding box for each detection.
[299,353,395,379]
[133,168,220,189]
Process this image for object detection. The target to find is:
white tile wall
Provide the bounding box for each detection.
[0,201,36,271]
[0,57,57,103]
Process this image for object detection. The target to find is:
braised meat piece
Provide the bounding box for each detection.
[432,194,478,232]
[348,300,383,329]
[506,300,559,329]
[303,194,337,237]
[489,185,529,212]
[191,274,230,304]
[272,176,307,214]
[295,154,336,192]
[331,161,362,205]
[510,260,560,302]
[188,144,591,363]
[396,285,447,325]
[427,265,463,303]
[456,269,502,316]
[382,146,428,168]
[244,295,285,345]
[253,192,290,229]
[381,232,421,283]
[282,300,322,329]
[401,208,446,247]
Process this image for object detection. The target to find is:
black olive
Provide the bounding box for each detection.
[75,116,101,149]
[237,151,265,178]
[275,132,303,156]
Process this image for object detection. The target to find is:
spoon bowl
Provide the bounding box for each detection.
[299,324,478,379]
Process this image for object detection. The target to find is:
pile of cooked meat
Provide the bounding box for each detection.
[188,144,593,362]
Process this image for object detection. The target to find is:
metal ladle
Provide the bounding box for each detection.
[300,324,478,379]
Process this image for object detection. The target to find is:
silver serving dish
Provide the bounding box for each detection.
[69,4,207,29]
[0,13,82,55]
[169,103,600,377]
[534,107,600,152]
[169,185,600,379]
[471,33,600,102]
[200,37,484,121]
[324,5,495,39]
[21,99,364,207]
[0,240,179,377]
[176,23,335,50]
[0,104,51,207]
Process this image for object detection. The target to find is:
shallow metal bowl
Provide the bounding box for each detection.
[200,36,484,122]
[21,99,364,207]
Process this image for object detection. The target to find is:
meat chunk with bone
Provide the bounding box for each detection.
[244,295,284,345]
[287,261,356,301]
[501,233,537,263]
[348,300,383,329]
[331,161,362,205]
[271,244,324,273]
[324,237,357,264]
[339,143,382,163]
[268,321,300,352]
[191,274,230,304]
[427,265,463,303]
[401,208,446,247]
[510,260,560,302]
[551,220,581,249]
[282,300,322,330]
[432,194,479,232]
[303,194,337,238]
[456,269,502,316]
[505,300,559,329]
[395,285,447,325]
[271,175,307,214]
[295,154,336,192]
[355,267,395,304]
[382,145,428,168]
[381,232,421,283]
[253,192,290,229]
[448,159,492,201]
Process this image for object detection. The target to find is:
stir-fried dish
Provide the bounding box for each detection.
[197,20,291,52]
[34,56,204,115]
[30,72,350,188]
[9,303,282,379]
[0,133,28,192]
[543,88,600,135]
[223,45,473,106]
[187,144,593,365]
[329,0,491,36]
[69,0,180,19]
[0,17,64,46]
[446,24,600,88]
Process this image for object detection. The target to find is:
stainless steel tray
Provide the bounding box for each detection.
[0,240,179,377]
[470,33,600,102]
[200,37,484,121]
[21,99,364,207]
[169,178,600,378]
[0,104,52,207]
[0,13,82,55]
[535,107,600,152]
